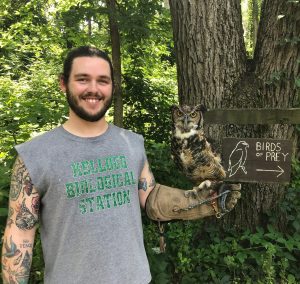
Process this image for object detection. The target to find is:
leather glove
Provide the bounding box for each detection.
[145,180,241,221]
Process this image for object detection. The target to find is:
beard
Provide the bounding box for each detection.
[66,87,112,122]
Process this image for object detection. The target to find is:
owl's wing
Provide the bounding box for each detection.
[206,137,221,154]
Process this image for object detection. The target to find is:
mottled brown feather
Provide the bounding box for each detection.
[171,105,226,184]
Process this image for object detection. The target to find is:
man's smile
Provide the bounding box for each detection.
[80,95,104,106]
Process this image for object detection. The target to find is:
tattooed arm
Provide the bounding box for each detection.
[138,161,156,208]
[2,156,40,284]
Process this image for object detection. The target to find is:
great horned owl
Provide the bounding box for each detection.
[171,104,226,185]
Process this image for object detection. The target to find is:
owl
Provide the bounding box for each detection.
[171,104,226,187]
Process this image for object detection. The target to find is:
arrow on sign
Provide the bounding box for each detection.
[256,166,284,177]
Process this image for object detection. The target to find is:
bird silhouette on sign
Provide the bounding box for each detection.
[228,141,249,177]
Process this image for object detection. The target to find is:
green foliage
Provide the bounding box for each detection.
[241,0,262,57]
[1,0,299,283]
[265,71,287,86]
[29,230,44,283]
[0,1,175,282]
[145,142,192,189]
[143,151,300,283]
[120,0,177,141]
[123,76,176,143]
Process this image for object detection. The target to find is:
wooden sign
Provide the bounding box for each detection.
[204,108,300,124]
[222,138,292,183]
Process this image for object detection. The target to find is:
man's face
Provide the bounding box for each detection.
[61,56,113,122]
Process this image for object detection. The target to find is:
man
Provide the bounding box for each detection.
[2,46,241,283]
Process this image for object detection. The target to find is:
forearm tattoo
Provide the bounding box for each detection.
[2,235,33,283]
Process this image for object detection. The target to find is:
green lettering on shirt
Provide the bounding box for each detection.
[124,172,131,186]
[71,162,83,178]
[104,175,112,189]
[81,161,91,176]
[123,190,130,204]
[116,191,123,206]
[85,197,95,213]
[66,183,76,198]
[96,195,105,210]
[103,193,111,209]
[120,155,128,169]
[111,192,118,207]
[97,176,105,191]
[79,199,87,214]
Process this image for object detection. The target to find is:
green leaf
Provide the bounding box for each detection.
[236,251,247,264]
[0,207,8,216]
[283,252,297,261]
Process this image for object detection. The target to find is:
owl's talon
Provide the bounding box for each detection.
[198,180,212,190]
[185,180,215,198]
[184,189,197,198]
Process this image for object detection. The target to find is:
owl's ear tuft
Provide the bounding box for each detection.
[170,105,180,121]
[170,104,179,111]
[195,104,207,113]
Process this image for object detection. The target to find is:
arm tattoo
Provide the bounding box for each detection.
[3,236,21,258]
[16,200,38,230]
[3,157,37,283]
[6,207,14,228]
[19,250,32,276]
[10,157,33,201]
[8,207,14,218]
[31,196,40,214]
[138,163,156,191]
[2,236,33,284]
[19,240,33,249]
[149,173,156,188]
[148,163,156,188]
[9,157,39,231]
[138,178,148,191]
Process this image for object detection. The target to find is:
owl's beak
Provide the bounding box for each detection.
[184,115,189,131]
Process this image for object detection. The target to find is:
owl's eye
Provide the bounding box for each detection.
[176,110,183,117]
[190,111,197,118]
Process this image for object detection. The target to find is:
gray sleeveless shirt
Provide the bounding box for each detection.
[16,124,151,284]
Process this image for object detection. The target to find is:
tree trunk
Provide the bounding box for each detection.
[169,0,246,107]
[106,0,123,127]
[169,0,299,230]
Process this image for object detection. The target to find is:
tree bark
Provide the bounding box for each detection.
[169,0,299,230]
[169,0,246,107]
[106,0,123,127]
